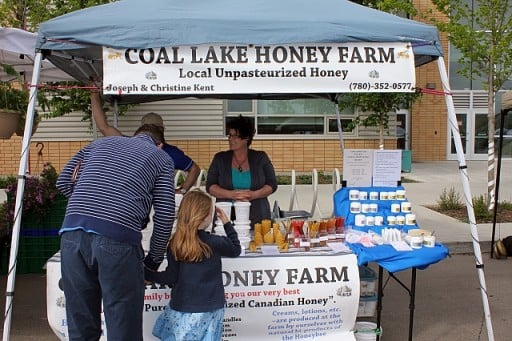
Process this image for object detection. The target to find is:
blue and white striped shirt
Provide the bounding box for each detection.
[57,134,175,268]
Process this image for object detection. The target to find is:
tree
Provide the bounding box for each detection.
[0,0,113,31]
[338,92,421,149]
[353,0,418,16]
[0,0,128,124]
[430,0,512,210]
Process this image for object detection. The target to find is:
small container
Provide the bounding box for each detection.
[396,189,406,200]
[390,203,400,213]
[310,231,320,248]
[401,202,412,213]
[387,216,396,226]
[405,214,416,225]
[379,192,389,200]
[234,225,251,237]
[349,189,360,200]
[388,191,397,200]
[239,236,251,249]
[396,215,405,225]
[355,214,366,227]
[423,235,436,247]
[369,203,378,213]
[300,236,311,251]
[374,216,384,226]
[366,216,375,226]
[350,202,361,214]
[359,191,368,200]
[335,217,345,235]
[369,191,379,200]
[361,203,370,213]
[410,236,423,249]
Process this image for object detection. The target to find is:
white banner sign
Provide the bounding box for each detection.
[47,252,359,340]
[103,43,415,95]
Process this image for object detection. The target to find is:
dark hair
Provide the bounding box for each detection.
[134,124,165,144]
[227,115,255,146]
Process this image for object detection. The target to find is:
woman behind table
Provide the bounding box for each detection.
[206,115,278,226]
[146,189,241,340]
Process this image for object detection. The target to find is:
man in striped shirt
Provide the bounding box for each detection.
[56,124,175,341]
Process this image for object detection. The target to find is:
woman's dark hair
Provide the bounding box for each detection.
[227,115,255,146]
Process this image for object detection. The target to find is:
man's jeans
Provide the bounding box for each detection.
[60,230,145,341]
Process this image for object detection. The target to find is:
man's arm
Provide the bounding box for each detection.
[178,162,201,192]
[90,91,122,137]
[56,149,85,198]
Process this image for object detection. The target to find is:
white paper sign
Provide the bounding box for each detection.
[372,150,402,187]
[343,149,374,187]
[103,43,415,95]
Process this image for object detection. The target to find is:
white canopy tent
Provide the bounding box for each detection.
[2,0,495,340]
[0,27,72,83]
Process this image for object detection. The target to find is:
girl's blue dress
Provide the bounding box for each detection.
[152,305,224,341]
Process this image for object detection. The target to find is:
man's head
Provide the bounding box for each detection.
[141,112,164,130]
[134,124,165,145]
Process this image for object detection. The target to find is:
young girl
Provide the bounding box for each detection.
[145,189,241,341]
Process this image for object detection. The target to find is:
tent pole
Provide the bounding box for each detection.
[113,98,119,128]
[334,97,345,155]
[490,108,506,257]
[2,52,43,341]
[437,58,495,341]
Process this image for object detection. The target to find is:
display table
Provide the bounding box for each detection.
[334,185,450,341]
[47,250,360,340]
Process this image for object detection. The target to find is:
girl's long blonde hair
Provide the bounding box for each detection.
[169,189,213,262]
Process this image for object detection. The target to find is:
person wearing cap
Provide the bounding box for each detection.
[90,91,201,193]
[56,124,175,340]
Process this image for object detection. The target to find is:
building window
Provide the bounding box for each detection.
[327,118,356,135]
[226,99,254,113]
[226,98,357,136]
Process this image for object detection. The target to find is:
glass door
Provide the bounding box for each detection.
[396,111,409,150]
[448,111,490,160]
[448,112,468,160]
[473,112,489,160]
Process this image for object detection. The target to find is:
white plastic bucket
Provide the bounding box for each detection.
[234,201,251,221]
[354,321,382,341]
[215,202,233,224]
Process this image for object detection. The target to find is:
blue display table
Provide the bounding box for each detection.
[333,186,449,341]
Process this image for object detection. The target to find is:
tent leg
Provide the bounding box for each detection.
[490,109,507,257]
[437,58,495,341]
[2,53,43,341]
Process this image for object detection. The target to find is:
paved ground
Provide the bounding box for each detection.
[1,160,512,340]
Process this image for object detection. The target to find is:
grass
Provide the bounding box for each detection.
[276,172,333,185]
[427,186,512,223]
[276,172,418,185]
[178,170,419,186]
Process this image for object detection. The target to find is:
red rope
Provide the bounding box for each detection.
[28,83,452,98]
[29,84,100,90]
[418,87,452,96]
